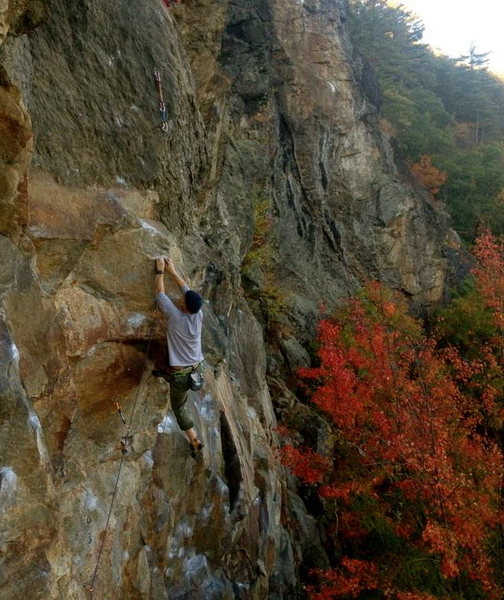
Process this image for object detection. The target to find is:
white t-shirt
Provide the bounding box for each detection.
[156,286,203,367]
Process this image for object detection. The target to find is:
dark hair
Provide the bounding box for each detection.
[184,290,203,314]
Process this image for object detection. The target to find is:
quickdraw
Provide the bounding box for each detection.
[115,401,126,425]
[154,68,169,133]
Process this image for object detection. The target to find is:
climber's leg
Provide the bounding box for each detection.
[169,372,194,432]
[168,370,203,456]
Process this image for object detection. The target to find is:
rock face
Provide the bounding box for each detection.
[0,1,452,599]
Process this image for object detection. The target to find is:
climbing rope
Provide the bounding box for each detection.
[83,315,157,599]
[154,68,169,133]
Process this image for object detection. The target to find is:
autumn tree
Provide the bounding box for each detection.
[472,230,504,329]
[283,276,503,599]
[410,155,447,196]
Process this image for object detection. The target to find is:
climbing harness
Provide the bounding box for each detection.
[154,68,169,132]
[84,316,157,599]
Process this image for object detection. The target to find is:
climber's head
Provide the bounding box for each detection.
[183,290,203,314]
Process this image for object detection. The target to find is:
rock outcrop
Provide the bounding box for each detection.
[0,1,452,598]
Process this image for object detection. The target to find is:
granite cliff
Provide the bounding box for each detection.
[0,1,452,598]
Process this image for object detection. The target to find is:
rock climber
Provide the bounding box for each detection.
[154,256,205,457]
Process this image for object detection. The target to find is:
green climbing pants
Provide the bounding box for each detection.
[168,362,205,432]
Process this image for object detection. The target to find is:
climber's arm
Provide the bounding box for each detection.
[154,257,180,318]
[154,257,165,295]
[164,257,189,293]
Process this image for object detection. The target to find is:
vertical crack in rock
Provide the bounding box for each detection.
[219,411,242,513]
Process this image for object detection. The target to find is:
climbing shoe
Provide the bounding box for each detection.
[190,439,204,458]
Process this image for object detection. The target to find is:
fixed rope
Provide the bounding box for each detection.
[83,315,157,599]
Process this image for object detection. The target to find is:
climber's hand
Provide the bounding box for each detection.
[155,257,165,273]
[164,257,176,274]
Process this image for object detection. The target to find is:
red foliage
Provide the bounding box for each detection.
[395,593,438,600]
[309,559,379,599]
[281,444,329,484]
[472,229,504,330]
[283,276,504,599]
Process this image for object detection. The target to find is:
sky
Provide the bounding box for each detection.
[399,0,504,75]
